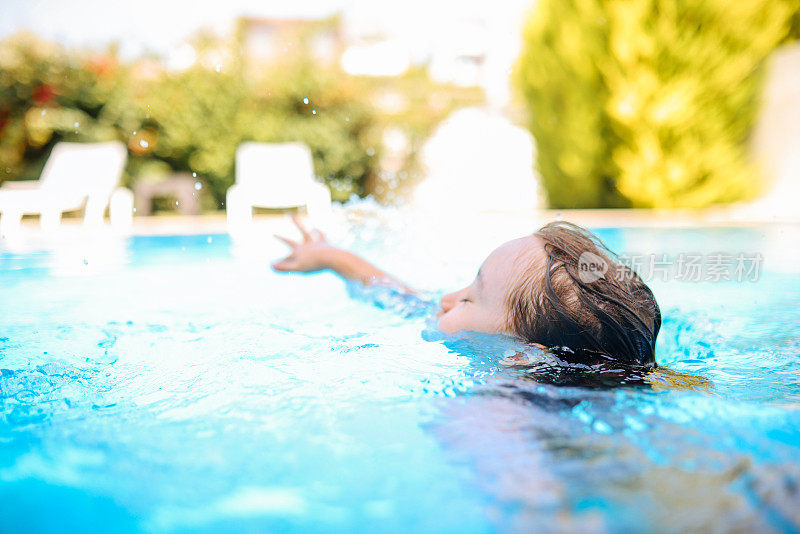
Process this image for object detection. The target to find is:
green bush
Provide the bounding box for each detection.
[129,59,382,204]
[0,34,382,205]
[0,35,127,180]
[0,31,482,208]
[516,0,797,208]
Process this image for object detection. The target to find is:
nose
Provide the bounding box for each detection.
[439,288,463,313]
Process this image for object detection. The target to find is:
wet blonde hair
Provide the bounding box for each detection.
[507,222,661,368]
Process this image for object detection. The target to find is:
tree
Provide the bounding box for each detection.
[517,0,796,208]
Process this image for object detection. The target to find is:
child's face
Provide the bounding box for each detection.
[436,236,544,336]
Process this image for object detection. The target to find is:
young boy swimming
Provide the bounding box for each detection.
[273,216,661,370]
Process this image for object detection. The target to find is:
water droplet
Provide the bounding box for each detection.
[132,130,137,135]
[194,182,202,190]
[139,139,149,148]
[175,200,179,206]
[303,98,309,104]
[192,172,197,177]
[312,110,316,115]
[41,109,46,116]
[215,64,221,72]
[366,147,375,156]
[74,122,79,128]
[133,207,137,212]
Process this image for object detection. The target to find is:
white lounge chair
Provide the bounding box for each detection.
[0,141,132,236]
[226,142,332,230]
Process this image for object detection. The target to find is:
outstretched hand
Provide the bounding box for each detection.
[272,214,410,290]
[272,215,334,273]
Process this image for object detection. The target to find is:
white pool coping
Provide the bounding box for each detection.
[113,207,800,236]
[6,206,799,240]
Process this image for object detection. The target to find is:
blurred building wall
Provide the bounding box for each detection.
[750,43,800,218]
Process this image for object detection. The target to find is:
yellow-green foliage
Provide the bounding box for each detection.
[517,0,796,208]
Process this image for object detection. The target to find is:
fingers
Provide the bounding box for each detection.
[291,214,312,242]
[274,234,298,249]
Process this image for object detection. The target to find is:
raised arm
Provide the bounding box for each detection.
[272,215,411,290]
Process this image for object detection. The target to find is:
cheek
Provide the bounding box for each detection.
[437,309,463,334]
[438,304,508,336]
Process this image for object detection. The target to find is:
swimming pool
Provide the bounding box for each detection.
[1,210,799,533]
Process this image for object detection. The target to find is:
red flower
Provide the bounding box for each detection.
[32,84,58,105]
[0,109,9,134]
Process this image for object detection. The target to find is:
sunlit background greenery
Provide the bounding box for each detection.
[0,2,798,210]
[0,20,482,207]
[516,0,799,208]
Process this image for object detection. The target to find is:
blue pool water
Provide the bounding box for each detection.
[1,215,799,533]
